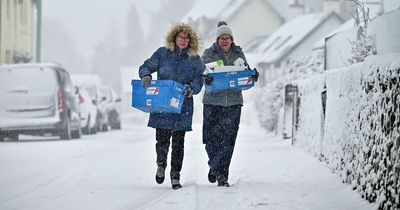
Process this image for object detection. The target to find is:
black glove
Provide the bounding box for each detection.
[141,75,152,88]
[203,74,214,85]
[252,68,259,82]
[183,85,193,98]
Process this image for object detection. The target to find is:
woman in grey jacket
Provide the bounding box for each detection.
[201,21,252,187]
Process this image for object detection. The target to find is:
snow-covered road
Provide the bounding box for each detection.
[0,114,375,210]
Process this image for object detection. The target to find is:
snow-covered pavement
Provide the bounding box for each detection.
[0,114,375,210]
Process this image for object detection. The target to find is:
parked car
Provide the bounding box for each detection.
[76,86,97,134]
[0,63,81,141]
[82,84,108,132]
[99,86,122,130]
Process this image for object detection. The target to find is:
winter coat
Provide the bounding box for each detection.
[201,42,248,107]
[139,23,204,131]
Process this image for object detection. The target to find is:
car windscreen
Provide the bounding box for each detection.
[0,66,58,93]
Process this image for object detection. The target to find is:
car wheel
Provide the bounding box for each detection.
[112,121,121,130]
[60,116,72,140]
[0,132,5,142]
[8,133,19,141]
[82,115,91,135]
[90,125,97,134]
[95,113,101,132]
[102,123,109,132]
[0,132,19,141]
[72,127,81,139]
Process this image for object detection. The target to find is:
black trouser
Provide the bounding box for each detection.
[203,104,241,182]
[156,128,185,180]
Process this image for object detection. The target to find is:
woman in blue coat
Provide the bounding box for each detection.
[139,23,204,190]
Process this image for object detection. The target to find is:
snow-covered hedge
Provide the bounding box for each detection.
[294,54,400,209]
[293,74,325,156]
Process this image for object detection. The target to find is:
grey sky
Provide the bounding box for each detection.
[42,0,160,58]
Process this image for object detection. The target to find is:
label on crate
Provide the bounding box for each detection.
[229,80,236,87]
[175,86,183,92]
[146,99,152,107]
[170,97,180,108]
[238,77,252,86]
[146,87,159,95]
[226,71,238,75]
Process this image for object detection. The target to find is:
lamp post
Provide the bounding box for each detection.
[36,0,42,62]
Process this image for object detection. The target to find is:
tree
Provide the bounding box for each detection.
[122,1,196,67]
[348,0,377,64]
[91,21,123,93]
[122,4,146,67]
[144,0,196,54]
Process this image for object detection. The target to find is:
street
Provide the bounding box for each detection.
[0,114,375,210]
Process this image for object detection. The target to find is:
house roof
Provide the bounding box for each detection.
[182,0,288,23]
[252,11,342,64]
[182,0,233,22]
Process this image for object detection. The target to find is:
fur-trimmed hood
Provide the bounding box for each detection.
[165,23,200,57]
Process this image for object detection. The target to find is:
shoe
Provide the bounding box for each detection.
[155,163,166,184]
[171,179,182,190]
[217,180,230,187]
[208,169,216,183]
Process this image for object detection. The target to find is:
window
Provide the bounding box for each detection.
[19,0,27,25]
[5,50,12,63]
[6,0,11,21]
[0,66,58,92]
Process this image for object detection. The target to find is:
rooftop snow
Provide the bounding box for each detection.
[253,12,335,63]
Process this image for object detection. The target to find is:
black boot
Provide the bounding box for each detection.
[217,174,230,187]
[217,180,230,187]
[208,169,216,183]
[170,170,182,189]
[171,178,182,190]
[155,162,166,184]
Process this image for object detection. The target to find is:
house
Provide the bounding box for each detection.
[183,0,290,49]
[316,0,399,70]
[0,0,39,64]
[248,11,344,86]
[382,0,400,12]
[325,7,400,70]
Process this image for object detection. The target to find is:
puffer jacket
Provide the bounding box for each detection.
[139,23,204,131]
[201,42,248,107]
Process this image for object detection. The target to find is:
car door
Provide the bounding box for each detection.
[59,68,80,127]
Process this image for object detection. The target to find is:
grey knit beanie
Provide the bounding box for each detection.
[216,21,233,40]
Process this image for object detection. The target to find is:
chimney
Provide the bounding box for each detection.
[288,0,305,20]
[323,0,341,14]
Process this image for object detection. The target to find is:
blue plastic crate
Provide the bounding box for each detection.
[205,69,257,93]
[131,80,185,113]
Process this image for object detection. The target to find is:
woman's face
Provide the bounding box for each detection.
[175,31,190,50]
[218,35,232,53]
